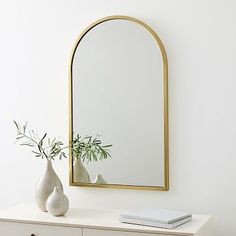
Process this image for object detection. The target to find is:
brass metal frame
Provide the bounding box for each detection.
[69,15,169,191]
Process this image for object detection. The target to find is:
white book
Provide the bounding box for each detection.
[120,208,192,224]
[119,216,192,229]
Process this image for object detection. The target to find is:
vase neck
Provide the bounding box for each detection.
[46,159,53,170]
[76,157,83,165]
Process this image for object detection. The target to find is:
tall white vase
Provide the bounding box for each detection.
[46,187,69,216]
[35,159,63,212]
[73,158,90,183]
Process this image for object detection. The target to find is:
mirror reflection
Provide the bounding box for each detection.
[69,16,168,190]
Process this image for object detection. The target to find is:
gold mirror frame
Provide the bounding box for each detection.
[69,15,169,191]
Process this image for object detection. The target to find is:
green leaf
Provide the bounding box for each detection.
[35,154,42,157]
[32,151,40,155]
[38,144,42,152]
[20,143,34,147]
[23,122,28,133]
[102,144,112,148]
[62,152,67,158]
[39,133,47,146]
[13,120,19,130]
[51,138,56,144]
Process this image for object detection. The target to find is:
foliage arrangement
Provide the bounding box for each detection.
[14,121,112,163]
[72,134,112,163]
[14,121,67,160]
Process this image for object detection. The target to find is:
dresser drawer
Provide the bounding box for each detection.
[0,221,82,236]
[83,228,182,236]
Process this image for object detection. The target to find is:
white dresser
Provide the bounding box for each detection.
[0,204,212,236]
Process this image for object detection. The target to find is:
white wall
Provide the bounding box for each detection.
[0,0,235,235]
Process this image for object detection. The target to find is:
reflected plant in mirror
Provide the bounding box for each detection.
[72,134,112,184]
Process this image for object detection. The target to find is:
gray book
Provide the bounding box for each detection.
[120,208,192,224]
[119,215,192,229]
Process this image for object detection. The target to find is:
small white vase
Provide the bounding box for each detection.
[73,158,90,183]
[93,174,107,184]
[46,187,69,216]
[35,160,63,212]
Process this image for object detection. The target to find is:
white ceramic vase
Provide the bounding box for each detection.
[46,186,69,216]
[93,174,107,184]
[35,159,63,212]
[73,158,90,183]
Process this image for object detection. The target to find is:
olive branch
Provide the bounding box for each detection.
[72,134,112,163]
[14,121,112,163]
[14,121,67,160]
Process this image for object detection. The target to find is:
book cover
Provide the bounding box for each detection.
[119,215,192,229]
[120,208,192,224]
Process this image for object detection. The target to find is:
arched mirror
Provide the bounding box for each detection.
[69,15,169,190]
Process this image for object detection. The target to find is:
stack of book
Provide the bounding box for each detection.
[119,208,192,229]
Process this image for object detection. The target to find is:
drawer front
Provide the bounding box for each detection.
[83,228,178,236]
[0,221,82,236]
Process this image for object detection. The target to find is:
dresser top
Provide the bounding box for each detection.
[0,204,211,236]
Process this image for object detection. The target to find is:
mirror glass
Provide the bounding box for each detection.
[69,16,168,190]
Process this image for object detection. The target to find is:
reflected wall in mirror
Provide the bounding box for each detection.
[69,15,169,190]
